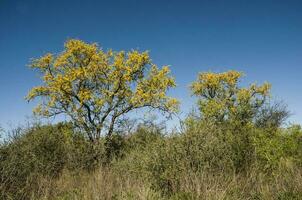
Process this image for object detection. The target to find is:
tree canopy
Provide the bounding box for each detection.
[27,39,179,142]
[191,70,271,126]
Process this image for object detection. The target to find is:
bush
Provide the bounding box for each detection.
[253,124,302,172]
[114,117,302,198]
[115,122,236,195]
[0,123,70,200]
[1,119,302,199]
[65,132,106,171]
[124,124,164,152]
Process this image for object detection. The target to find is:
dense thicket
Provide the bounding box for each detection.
[1,117,301,199]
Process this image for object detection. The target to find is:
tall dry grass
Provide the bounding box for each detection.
[32,167,163,200]
[30,163,302,200]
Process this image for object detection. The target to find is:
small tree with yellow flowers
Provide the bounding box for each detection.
[191,70,272,171]
[191,70,271,126]
[27,39,179,143]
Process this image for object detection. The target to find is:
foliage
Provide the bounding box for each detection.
[0,123,70,200]
[191,70,271,126]
[255,101,290,131]
[253,124,302,171]
[124,120,165,152]
[64,132,106,171]
[1,119,302,199]
[26,39,179,142]
[112,120,302,199]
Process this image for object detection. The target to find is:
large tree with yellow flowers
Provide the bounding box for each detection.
[191,70,271,126]
[27,39,179,142]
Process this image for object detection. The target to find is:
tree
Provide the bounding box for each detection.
[191,70,271,126]
[26,39,179,143]
[255,101,290,131]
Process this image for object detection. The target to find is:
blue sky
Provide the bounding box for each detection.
[0,0,301,129]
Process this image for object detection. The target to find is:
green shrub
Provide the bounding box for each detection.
[253,124,302,172]
[0,123,70,200]
[65,132,106,171]
[1,118,301,199]
[124,125,163,151]
[116,122,238,195]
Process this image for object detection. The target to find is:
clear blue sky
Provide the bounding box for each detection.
[0,0,301,128]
